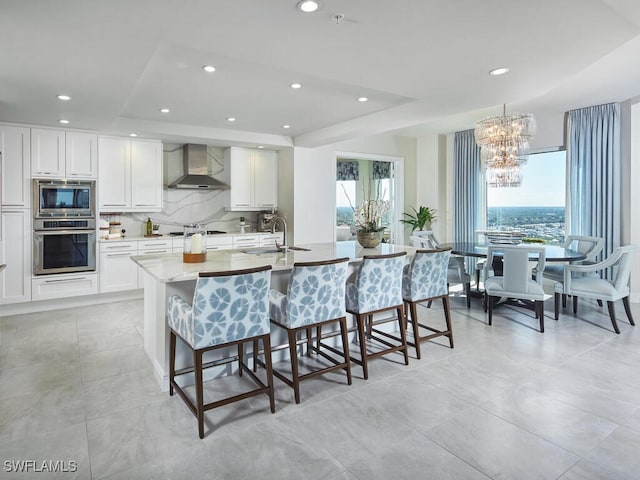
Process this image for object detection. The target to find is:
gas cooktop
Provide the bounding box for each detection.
[168,230,227,236]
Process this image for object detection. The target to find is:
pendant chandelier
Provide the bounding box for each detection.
[474,104,536,188]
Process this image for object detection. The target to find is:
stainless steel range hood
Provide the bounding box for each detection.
[168,144,229,190]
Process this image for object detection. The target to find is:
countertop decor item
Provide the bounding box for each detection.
[183,224,207,263]
[343,179,389,248]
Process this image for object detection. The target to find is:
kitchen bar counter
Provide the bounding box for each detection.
[132,241,417,389]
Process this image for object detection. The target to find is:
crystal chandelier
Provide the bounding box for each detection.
[474,105,536,188]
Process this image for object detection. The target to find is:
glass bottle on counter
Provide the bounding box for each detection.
[183,224,207,263]
[146,217,152,235]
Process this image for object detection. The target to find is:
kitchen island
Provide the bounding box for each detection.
[132,241,417,390]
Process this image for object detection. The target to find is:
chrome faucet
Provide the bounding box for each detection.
[271,216,287,248]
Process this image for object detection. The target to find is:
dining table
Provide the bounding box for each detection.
[440,241,587,263]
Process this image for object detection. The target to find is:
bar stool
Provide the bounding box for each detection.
[402,248,454,359]
[167,265,274,439]
[345,252,408,380]
[269,257,352,403]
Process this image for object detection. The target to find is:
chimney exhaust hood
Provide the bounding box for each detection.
[167,144,229,190]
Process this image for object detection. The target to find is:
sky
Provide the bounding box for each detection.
[487,150,566,207]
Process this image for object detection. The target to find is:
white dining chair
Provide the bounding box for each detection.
[554,244,636,333]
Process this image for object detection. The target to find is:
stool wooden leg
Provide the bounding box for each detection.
[339,317,352,385]
[237,342,244,377]
[252,339,258,372]
[262,334,276,413]
[397,306,409,365]
[169,330,176,396]
[288,330,301,403]
[306,327,312,357]
[443,296,454,348]
[356,314,369,380]
[409,301,421,359]
[194,349,205,439]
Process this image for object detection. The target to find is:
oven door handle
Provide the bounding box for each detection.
[34,229,96,235]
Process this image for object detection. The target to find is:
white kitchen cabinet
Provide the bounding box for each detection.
[232,234,261,249]
[32,273,98,301]
[0,210,32,304]
[98,136,162,212]
[99,241,139,293]
[172,235,233,253]
[31,128,97,178]
[260,233,283,248]
[137,238,173,285]
[224,147,278,211]
[0,124,31,208]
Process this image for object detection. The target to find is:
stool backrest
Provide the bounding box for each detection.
[403,248,451,300]
[286,257,350,328]
[192,265,272,348]
[354,252,407,312]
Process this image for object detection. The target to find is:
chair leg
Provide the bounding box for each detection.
[339,317,352,385]
[488,296,496,325]
[476,269,481,291]
[562,294,567,308]
[316,325,322,351]
[194,349,205,439]
[356,314,369,380]
[409,301,421,359]
[237,342,244,377]
[442,296,454,348]
[623,296,635,326]
[465,282,471,308]
[252,339,258,372]
[427,299,433,309]
[287,330,301,404]
[597,299,603,307]
[169,330,176,396]
[306,327,312,357]
[483,292,487,312]
[262,334,276,413]
[554,293,560,321]
[538,301,544,333]
[397,306,409,366]
[573,295,578,314]
[607,301,621,334]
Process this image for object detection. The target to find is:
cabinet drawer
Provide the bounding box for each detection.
[99,241,137,253]
[32,273,98,301]
[260,233,283,247]
[207,236,233,250]
[138,239,173,252]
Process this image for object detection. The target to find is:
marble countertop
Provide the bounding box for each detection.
[99,231,279,242]
[132,241,417,283]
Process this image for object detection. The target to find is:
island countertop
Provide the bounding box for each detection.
[132,241,417,283]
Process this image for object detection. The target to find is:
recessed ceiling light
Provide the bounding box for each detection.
[226,117,236,122]
[257,145,264,149]
[489,67,510,76]
[283,124,291,129]
[129,133,138,137]
[202,65,216,73]
[160,108,170,113]
[357,96,369,102]
[290,82,302,89]
[59,119,69,124]
[297,0,319,13]
[57,94,71,101]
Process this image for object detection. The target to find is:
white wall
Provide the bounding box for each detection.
[289,134,417,245]
[629,101,640,302]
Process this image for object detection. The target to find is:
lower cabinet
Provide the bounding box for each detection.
[1,209,32,305]
[99,241,139,293]
[32,273,98,301]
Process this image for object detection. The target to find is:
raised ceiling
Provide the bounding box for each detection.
[1,0,640,148]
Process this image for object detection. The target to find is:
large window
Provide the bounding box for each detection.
[487,150,566,243]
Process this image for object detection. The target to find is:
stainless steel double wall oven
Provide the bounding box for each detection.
[33,179,97,275]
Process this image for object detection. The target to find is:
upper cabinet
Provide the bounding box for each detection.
[224,147,278,211]
[0,124,31,208]
[98,136,162,212]
[31,128,97,178]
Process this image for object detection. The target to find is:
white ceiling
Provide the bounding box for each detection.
[2,0,640,148]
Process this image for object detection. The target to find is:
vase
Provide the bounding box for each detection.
[357,231,382,248]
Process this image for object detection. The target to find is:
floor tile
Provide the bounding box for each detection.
[582,427,640,480]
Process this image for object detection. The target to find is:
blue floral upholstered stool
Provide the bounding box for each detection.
[269,258,352,404]
[402,248,454,359]
[167,265,274,439]
[346,252,409,380]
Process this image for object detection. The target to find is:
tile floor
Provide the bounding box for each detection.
[1,294,640,479]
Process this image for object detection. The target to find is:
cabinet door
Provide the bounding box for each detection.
[227,147,254,209]
[0,125,31,208]
[98,137,131,210]
[31,128,65,177]
[0,210,31,304]
[253,150,278,208]
[99,250,139,293]
[131,140,162,211]
[66,131,98,178]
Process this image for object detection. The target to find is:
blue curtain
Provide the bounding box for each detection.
[454,129,483,243]
[567,103,620,263]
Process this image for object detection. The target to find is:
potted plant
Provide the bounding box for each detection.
[353,198,390,247]
[401,206,437,231]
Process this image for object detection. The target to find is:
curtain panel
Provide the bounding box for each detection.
[453,129,483,243]
[567,103,621,264]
